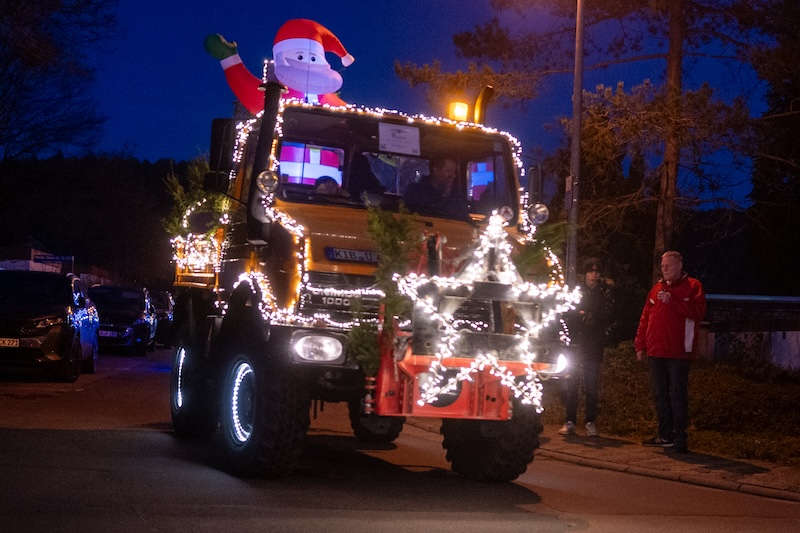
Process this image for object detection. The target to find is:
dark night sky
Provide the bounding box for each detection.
[91,0,765,202]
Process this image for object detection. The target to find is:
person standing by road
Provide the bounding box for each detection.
[559,258,614,437]
[635,251,706,453]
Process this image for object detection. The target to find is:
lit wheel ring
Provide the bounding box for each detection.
[173,347,187,410]
[230,361,255,443]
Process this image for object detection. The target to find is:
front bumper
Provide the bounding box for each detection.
[97,323,150,348]
[0,327,71,371]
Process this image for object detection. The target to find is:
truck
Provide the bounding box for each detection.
[168,80,577,481]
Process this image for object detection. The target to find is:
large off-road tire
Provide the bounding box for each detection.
[216,351,310,477]
[170,341,214,439]
[347,399,405,443]
[441,401,543,482]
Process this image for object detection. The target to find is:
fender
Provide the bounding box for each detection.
[212,283,270,368]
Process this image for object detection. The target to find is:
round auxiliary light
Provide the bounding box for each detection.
[293,335,343,362]
[256,170,279,195]
[528,203,550,226]
[498,205,514,221]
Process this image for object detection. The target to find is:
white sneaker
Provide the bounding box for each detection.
[585,421,598,437]
[558,421,576,435]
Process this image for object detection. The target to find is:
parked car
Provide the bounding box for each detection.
[151,290,174,346]
[0,270,99,381]
[89,285,156,355]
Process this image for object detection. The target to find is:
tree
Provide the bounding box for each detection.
[747,0,800,295]
[0,1,117,159]
[0,154,176,286]
[396,0,771,281]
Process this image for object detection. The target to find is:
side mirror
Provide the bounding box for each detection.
[527,202,550,226]
[246,171,277,245]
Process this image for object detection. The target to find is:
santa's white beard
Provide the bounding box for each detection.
[275,57,343,95]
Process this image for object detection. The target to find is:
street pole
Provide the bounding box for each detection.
[566,0,584,287]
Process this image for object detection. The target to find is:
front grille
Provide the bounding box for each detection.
[298,272,497,330]
[298,272,382,324]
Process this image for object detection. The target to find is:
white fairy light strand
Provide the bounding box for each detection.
[395,213,581,409]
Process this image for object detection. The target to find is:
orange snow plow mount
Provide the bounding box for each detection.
[374,342,557,420]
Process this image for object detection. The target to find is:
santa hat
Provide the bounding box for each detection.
[273,18,354,67]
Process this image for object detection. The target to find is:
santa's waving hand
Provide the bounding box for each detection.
[204,19,354,114]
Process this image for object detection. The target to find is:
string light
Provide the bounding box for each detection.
[174,98,577,406]
[395,212,581,410]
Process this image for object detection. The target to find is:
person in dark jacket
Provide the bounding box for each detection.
[635,250,706,453]
[559,258,614,437]
[404,157,467,219]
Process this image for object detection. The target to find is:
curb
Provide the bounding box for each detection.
[538,448,800,503]
[406,419,800,503]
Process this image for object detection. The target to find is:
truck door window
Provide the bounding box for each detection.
[278,141,344,188]
[468,153,511,215]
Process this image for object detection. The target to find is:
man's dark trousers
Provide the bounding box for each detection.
[649,356,690,445]
[564,344,603,423]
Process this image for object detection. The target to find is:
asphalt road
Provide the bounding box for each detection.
[1,348,799,532]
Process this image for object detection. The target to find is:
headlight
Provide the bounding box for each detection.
[554,352,569,373]
[540,352,569,375]
[293,335,343,362]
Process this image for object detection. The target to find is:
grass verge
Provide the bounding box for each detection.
[540,340,800,466]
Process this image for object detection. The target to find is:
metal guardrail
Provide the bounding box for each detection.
[706,294,800,304]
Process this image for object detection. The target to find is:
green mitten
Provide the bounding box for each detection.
[204,34,238,60]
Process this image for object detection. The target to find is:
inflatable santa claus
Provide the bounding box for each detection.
[205,18,354,113]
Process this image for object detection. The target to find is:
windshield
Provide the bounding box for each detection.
[88,286,144,310]
[0,271,70,307]
[275,108,518,221]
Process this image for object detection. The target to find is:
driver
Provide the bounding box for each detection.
[404,158,468,219]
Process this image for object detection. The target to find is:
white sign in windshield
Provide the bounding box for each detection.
[378,123,420,156]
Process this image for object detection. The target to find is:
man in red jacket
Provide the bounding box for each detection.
[635,251,706,453]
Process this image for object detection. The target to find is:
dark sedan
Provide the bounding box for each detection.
[0,270,99,381]
[89,285,157,355]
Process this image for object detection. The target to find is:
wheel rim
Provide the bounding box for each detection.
[230,361,255,443]
[174,347,187,409]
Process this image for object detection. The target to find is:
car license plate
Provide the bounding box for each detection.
[99,330,118,338]
[0,337,20,348]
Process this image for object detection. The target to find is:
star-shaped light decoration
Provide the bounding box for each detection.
[394,212,582,411]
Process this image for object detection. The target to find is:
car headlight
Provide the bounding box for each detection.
[293,335,343,362]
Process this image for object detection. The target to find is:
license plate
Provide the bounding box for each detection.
[99,330,118,338]
[324,247,379,264]
[0,337,20,348]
